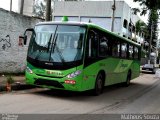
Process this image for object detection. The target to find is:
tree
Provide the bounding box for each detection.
[33,0,47,19]
[135,20,147,34]
[133,0,159,58]
[45,0,52,21]
[146,9,159,47]
[33,0,82,19]
[133,0,160,15]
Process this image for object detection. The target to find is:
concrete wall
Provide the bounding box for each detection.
[53,1,124,18]
[0,8,42,73]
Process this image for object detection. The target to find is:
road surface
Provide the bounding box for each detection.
[0,73,159,119]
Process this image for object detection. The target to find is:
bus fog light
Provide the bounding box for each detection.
[26,67,33,74]
[67,70,81,78]
[65,80,76,84]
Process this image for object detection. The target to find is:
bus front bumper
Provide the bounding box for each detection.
[25,71,82,92]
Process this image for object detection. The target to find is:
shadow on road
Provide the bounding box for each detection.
[141,71,155,74]
[30,82,147,100]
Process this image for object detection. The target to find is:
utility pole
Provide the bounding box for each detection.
[20,0,24,14]
[10,0,12,12]
[111,0,116,32]
[45,0,52,21]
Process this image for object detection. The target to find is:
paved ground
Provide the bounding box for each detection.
[0,73,159,114]
[0,72,160,120]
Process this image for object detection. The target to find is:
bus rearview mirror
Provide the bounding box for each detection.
[21,28,34,45]
[19,35,27,45]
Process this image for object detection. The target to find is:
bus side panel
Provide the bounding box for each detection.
[132,60,140,79]
[82,62,100,91]
[104,58,122,86]
[82,58,123,90]
[119,59,134,83]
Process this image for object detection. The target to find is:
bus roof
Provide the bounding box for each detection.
[36,21,141,47]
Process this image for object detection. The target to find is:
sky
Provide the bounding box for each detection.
[0,0,148,22]
[0,0,19,12]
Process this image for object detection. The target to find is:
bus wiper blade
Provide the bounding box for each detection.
[47,34,53,52]
[51,34,66,64]
[49,25,58,61]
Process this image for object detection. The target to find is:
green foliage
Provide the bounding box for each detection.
[135,20,147,33]
[6,75,14,84]
[33,0,83,19]
[133,0,160,16]
[133,0,159,51]
[133,0,160,9]
[33,0,47,19]
[146,9,159,47]
[146,0,160,9]
[141,49,147,58]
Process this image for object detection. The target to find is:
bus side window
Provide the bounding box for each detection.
[121,42,127,58]
[112,40,120,57]
[99,35,109,57]
[87,30,98,58]
[129,45,133,59]
[134,46,139,60]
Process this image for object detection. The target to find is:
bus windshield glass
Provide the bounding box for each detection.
[28,25,86,63]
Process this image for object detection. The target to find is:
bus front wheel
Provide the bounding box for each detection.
[93,73,104,96]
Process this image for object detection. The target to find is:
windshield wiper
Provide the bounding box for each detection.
[49,26,58,62]
[47,34,53,52]
[49,26,65,64]
[50,34,66,64]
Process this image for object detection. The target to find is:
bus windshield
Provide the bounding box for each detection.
[28,25,86,63]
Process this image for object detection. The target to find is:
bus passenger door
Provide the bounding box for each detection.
[83,29,99,90]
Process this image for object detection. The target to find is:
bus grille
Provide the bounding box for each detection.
[34,79,64,88]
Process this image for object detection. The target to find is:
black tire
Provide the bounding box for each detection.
[93,73,104,96]
[124,71,131,87]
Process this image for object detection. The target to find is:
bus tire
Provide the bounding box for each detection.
[124,71,131,87]
[92,73,104,96]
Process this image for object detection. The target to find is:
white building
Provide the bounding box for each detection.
[53,1,145,44]
[18,0,34,16]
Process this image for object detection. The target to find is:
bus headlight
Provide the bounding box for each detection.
[26,67,33,74]
[67,70,81,78]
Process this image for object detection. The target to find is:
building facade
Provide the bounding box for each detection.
[53,1,144,44]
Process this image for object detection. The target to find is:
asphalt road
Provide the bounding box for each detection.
[0,73,160,119]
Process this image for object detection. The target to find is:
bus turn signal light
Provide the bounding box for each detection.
[65,80,76,85]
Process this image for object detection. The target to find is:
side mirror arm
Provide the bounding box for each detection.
[19,28,34,45]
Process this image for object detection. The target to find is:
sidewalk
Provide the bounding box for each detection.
[0,75,34,92]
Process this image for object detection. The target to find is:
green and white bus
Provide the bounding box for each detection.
[21,20,141,95]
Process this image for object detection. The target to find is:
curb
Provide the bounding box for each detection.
[0,83,35,92]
